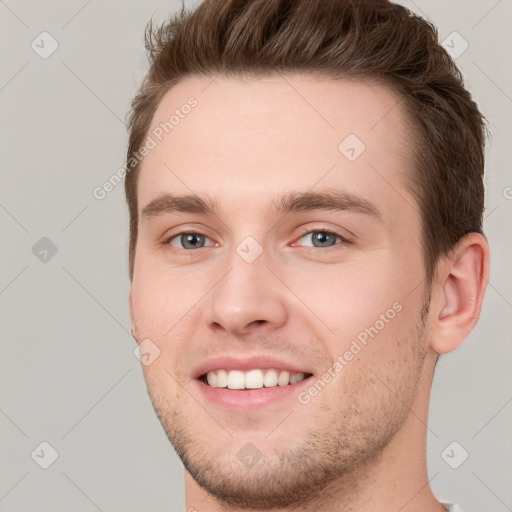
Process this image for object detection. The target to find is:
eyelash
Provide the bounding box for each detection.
[162,228,350,250]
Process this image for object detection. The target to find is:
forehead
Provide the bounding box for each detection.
[137,73,416,221]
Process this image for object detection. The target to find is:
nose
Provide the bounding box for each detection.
[206,253,288,336]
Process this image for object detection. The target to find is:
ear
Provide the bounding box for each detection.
[429,233,490,354]
[128,290,138,342]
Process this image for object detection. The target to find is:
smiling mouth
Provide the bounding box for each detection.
[200,368,313,390]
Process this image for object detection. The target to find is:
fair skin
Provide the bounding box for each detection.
[129,74,489,512]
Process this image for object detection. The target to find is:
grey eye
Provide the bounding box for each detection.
[298,231,340,248]
[170,233,212,250]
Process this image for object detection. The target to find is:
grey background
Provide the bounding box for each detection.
[0,1,511,511]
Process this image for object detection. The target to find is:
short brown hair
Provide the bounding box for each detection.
[125,0,486,282]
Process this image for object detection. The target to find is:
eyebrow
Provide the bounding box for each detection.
[141,189,382,221]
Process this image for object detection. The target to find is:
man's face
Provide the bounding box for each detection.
[129,74,433,508]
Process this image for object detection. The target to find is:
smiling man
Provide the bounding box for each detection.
[125,1,489,511]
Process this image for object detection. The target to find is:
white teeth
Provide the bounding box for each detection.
[277,370,290,386]
[206,371,217,387]
[216,369,228,388]
[245,369,264,389]
[227,370,245,390]
[204,368,308,389]
[263,369,278,387]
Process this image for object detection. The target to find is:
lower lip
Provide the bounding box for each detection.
[193,378,312,410]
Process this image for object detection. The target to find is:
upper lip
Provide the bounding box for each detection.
[192,355,314,379]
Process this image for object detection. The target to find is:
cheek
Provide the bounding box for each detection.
[283,261,408,339]
[131,264,205,337]
[141,364,181,428]
[312,306,423,420]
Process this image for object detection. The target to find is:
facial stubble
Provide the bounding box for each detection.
[143,297,431,510]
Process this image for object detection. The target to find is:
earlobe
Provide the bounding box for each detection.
[429,233,489,354]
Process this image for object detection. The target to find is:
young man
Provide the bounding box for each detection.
[126,1,489,510]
